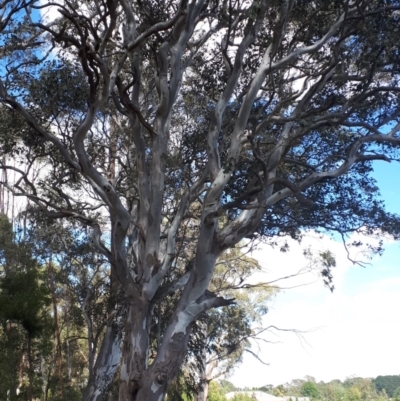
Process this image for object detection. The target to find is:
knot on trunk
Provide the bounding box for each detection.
[155,371,167,386]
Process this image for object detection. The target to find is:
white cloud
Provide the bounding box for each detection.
[38,0,63,23]
[229,232,400,388]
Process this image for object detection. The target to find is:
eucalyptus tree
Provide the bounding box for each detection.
[1,1,400,401]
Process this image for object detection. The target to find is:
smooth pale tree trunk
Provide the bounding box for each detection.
[83,268,123,401]
[126,261,231,401]
[27,336,34,401]
[48,258,64,399]
[195,323,209,401]
[194,382,209,401]
[82,325,122,401]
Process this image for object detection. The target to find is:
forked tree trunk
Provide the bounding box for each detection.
[113,212,232,401]
[194,380,210,401]
[114,293,199,401]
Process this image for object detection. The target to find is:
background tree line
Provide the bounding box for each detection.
[205,375,400,401]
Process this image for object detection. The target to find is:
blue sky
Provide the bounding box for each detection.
[230,160,400,388]
[372,160,400,213]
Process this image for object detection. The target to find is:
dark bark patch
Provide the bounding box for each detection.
[131,387,139,401]
[148,211,153,226]
[145,253,155,267]
[151,256,161,277]
[238,226,247,234]
[170,332,185,352]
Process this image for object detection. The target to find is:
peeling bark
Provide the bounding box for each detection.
[118,297,152,401]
